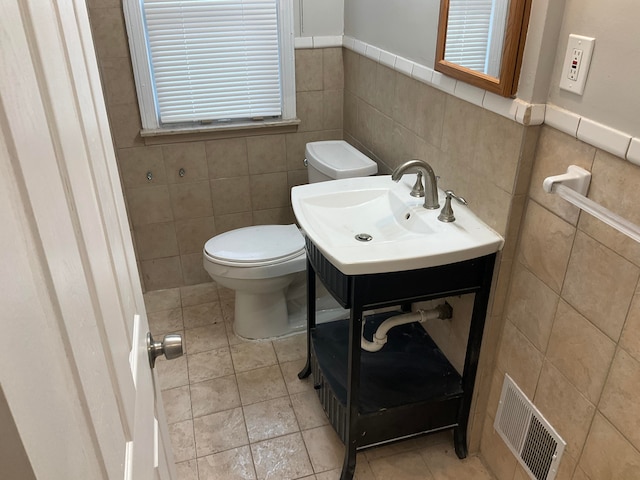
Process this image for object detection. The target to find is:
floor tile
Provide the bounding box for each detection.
[148,307,184,335]
[187,347,234,383]
[175,459,198,480]
[302,425,345,473]
[251,432,314,480]
[196,445,257,480]
[243,396,300,443]
[236,365,288,405]
[272,333,307,363]
[369,450,433,479]
[231,341,278,372]
[290,391,329,430]
[162,385,192,424]
[280,359,314,395]
[185,323,228,354]
[190,375,241,418]
[183,301,223,329]
[193,407,248,457]
[420,445,494,479]
[145,287,181,313]
[181,282,219,307]
[156,354,189,390]
[169,419,196,463]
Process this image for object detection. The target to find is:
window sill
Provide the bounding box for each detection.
[141,118,301,145]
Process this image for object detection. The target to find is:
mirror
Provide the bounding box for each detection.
[435,0,532,97]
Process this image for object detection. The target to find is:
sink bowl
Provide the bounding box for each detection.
[291,175,504,275]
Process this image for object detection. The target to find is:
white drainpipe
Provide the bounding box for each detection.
[361,303,453,352]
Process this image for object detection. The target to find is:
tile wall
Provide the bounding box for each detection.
[87,4,344,291]
[481,126,640,480]
[341,49,539,453]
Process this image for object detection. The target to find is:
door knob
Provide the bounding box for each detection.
[147,332,183,368]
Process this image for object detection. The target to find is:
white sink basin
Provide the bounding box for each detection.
[291,175,504,275]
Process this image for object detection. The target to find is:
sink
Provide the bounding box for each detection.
[291,175,504,275]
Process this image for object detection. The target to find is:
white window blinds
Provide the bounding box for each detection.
[142,0,283,125]
[444,0,507,77]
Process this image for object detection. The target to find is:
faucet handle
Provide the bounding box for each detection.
[438,190,467,223]
[410,171,425,198]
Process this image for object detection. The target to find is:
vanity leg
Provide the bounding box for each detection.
[298,257,316,379]
[455,256,495,459]
[340,303,363,480]
[454,427,468,459]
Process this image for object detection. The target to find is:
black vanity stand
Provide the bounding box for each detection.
[298,238,496,480]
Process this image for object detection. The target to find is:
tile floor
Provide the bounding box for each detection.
[145,282,495,480]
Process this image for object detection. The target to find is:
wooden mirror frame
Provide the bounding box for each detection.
[435,0,532,97]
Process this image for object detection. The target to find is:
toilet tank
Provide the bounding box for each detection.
[305,140,378,183]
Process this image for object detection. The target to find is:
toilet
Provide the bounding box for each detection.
[202,140,378,339]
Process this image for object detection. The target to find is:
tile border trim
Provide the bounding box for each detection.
[295,35,639,164]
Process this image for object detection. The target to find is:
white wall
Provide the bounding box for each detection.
[294,0,344,37]
[547,0,640,137]
[344,0,440,67]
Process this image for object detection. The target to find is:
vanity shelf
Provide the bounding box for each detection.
[299,238,496,480]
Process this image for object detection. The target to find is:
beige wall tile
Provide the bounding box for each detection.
[579,413,640,480]
[562,232,639,341]
[169,181,213,220]
[295,49,323,92]
[441,96,482,167]
[134,222,179,260]
[356,56,377,106]
[140,256,183,290]
[518,200,576,293]
[118,146,166,188]
[505,263,559,352]
[513,126,540,196]
[579,150,640,266]
[480,414,517,480]
[126,185,173,226]
[250,173,289,210]
[246,135,286,174]
[214,212,253,234]
[599,349,640,452]
[343,48,359,94]
[344,91,358,137]
[414,83,446,148]
[100,58,137,106]
[546,300,616,404]
[296,91,324,132]
[323,89,344,130]
[253,207,295,226]
[475,111,524,194]
[620,292,640,362]
[533,361,596,457]
[162,142,207,183]
[392,73,420,134]
[181,253,210,286]
[323,48,344,90]
[210,176,252,216]
[88,7,129,59]
[464,175,512,236]
[501,195,526,263]
[175,217,216,255]
[205,138,249,179]
[372,64,396,118]
[528,127,596,225]
[108,103,143,148]
[287,169,308,190]
[496,320,543,398]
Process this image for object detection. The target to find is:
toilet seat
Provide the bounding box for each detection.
[203,224,306,280]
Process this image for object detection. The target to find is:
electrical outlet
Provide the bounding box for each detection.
[559,34,595,95]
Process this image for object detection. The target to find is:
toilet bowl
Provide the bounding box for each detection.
[203,140,377,339]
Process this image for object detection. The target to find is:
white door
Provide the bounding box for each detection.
[0,1,177,479]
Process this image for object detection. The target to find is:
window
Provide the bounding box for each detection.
[123,0,296,133]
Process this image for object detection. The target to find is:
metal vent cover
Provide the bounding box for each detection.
[494,375,566,480]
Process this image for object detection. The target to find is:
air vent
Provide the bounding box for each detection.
[494,375,566,480]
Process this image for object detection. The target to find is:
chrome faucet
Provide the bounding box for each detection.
[391,159,439,209]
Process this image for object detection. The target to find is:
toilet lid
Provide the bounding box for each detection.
[204,224,305,266]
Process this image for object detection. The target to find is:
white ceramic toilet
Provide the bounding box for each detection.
[203,140,378,339]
